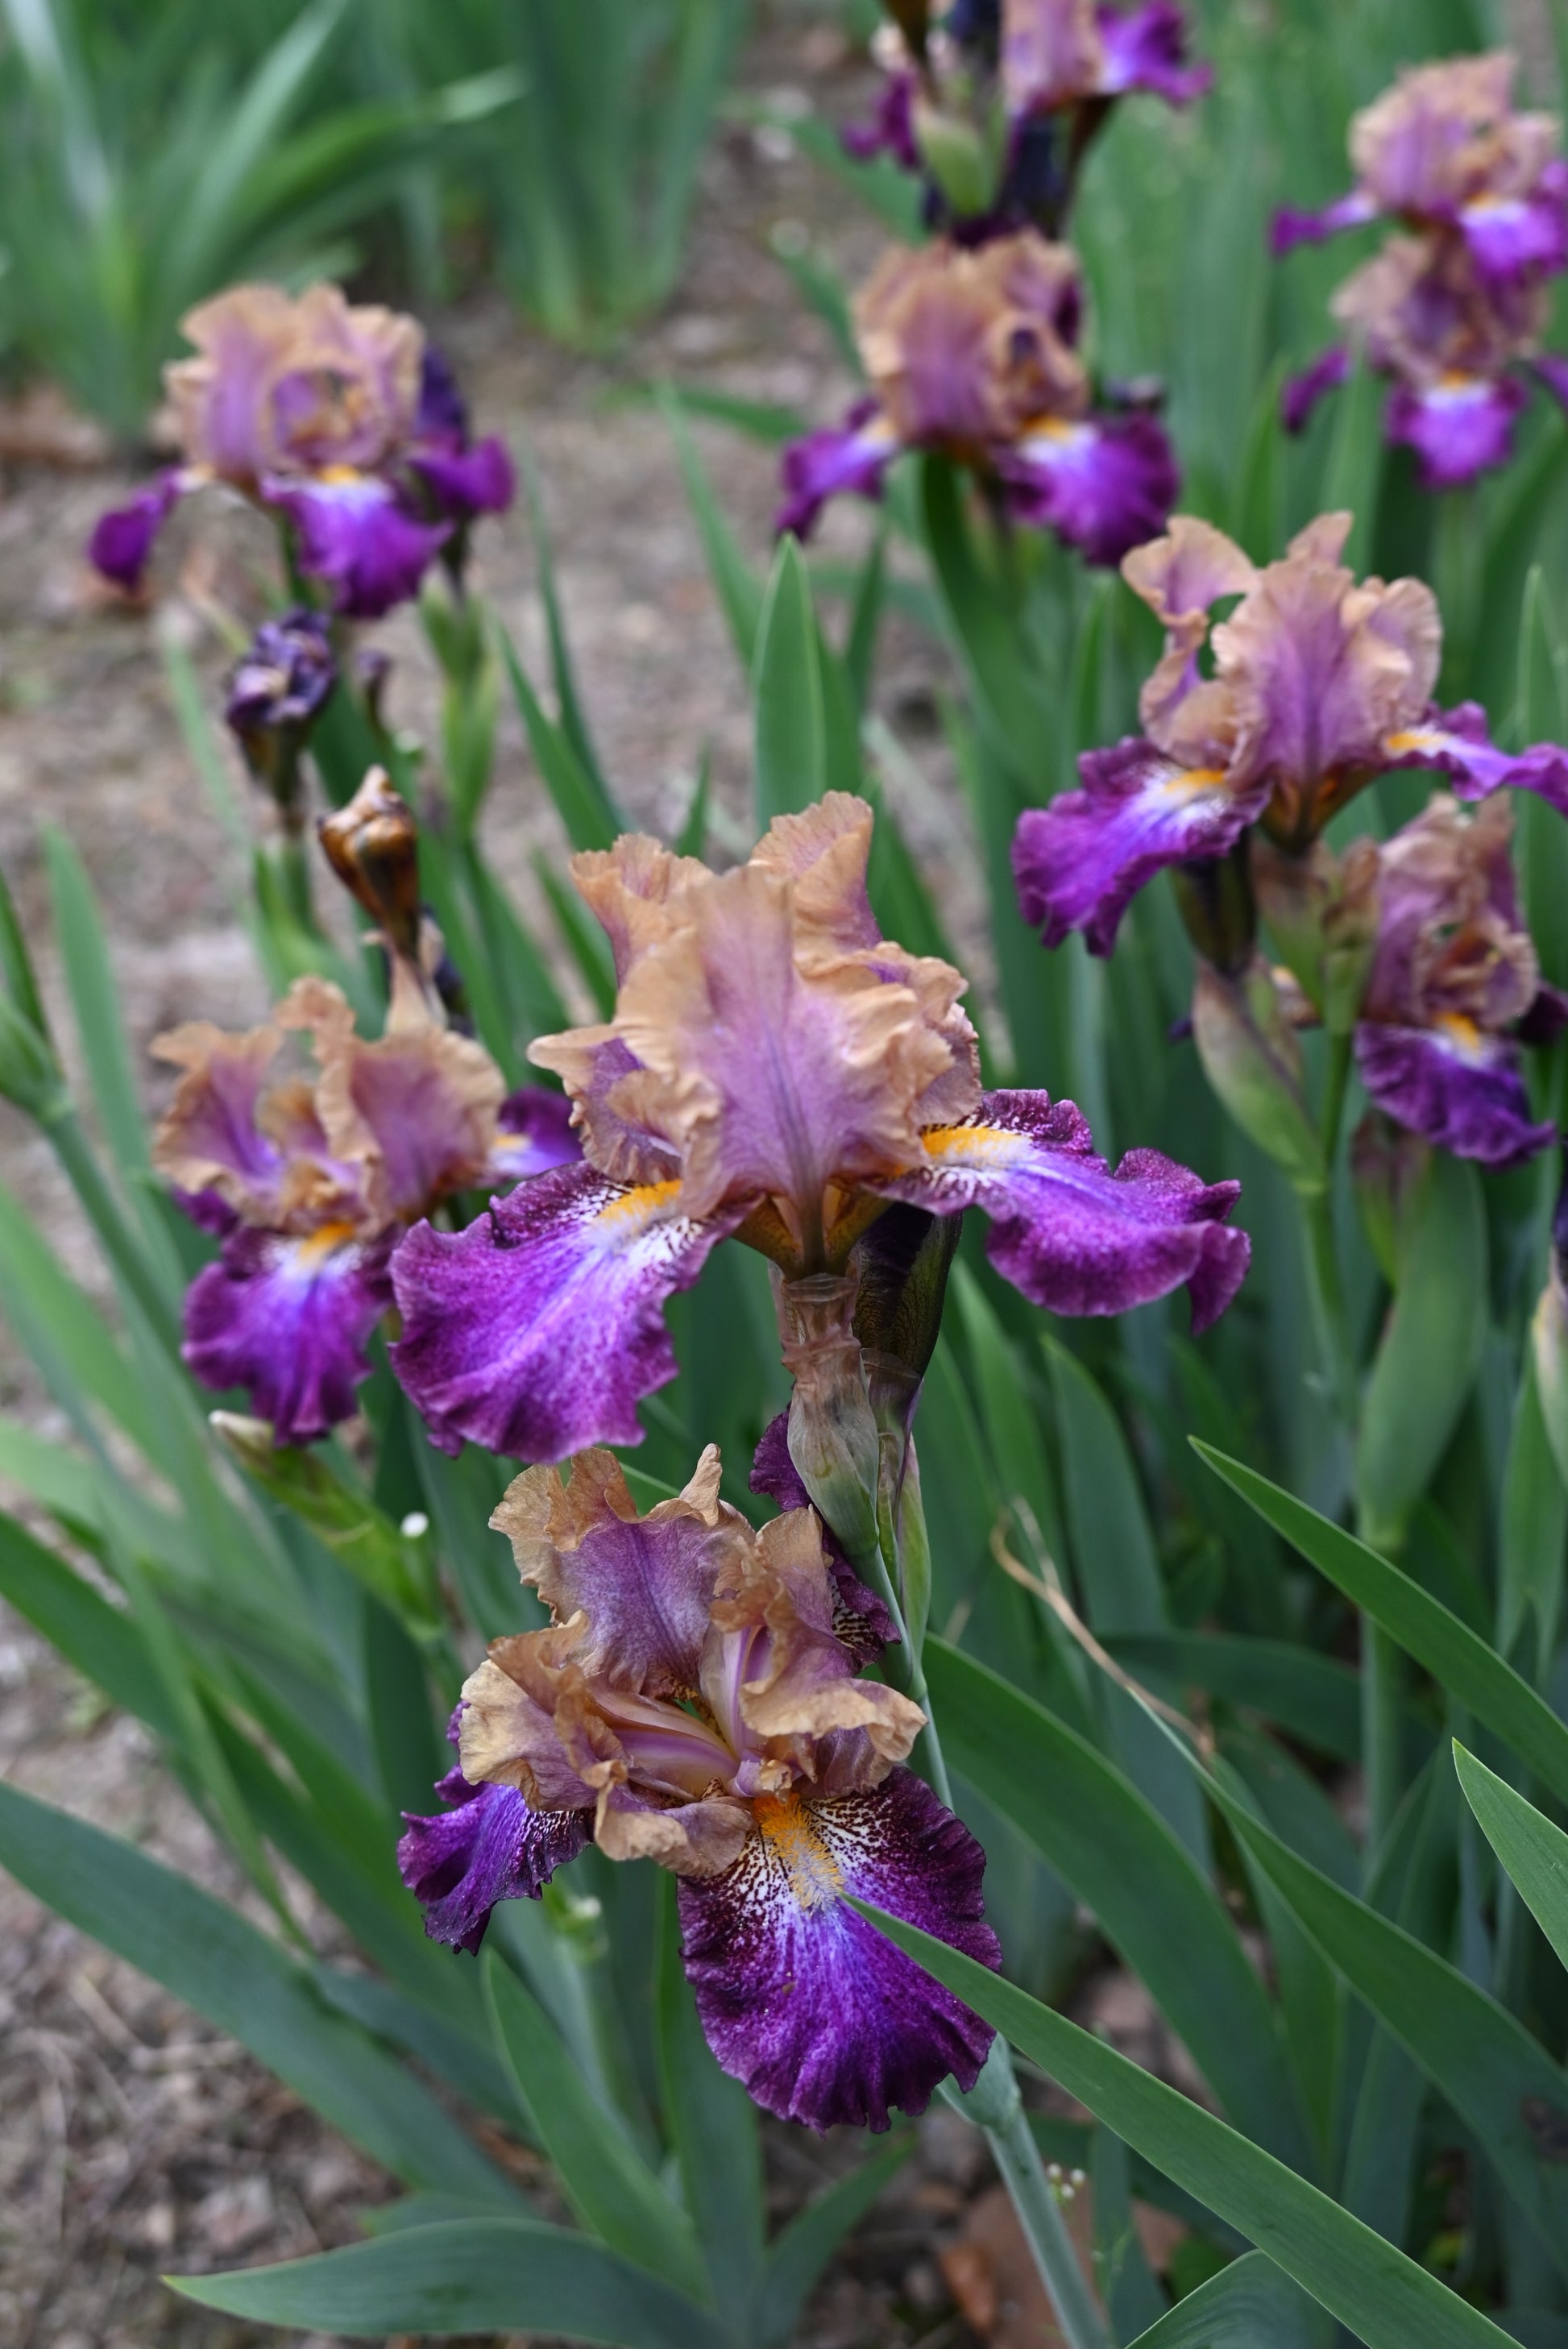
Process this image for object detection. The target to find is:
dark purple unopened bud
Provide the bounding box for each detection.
[1171,837,1256,977]
[224,607,337,827]
[849,1201,961,1429]
[417,344,469,450]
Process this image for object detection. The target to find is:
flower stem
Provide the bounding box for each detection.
[1297,1179,1356,1434]
[950,2043,1110,2349]
[42,1102,182,1356]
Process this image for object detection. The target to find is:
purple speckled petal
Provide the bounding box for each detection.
[1281,347,1351,435]
[1458,168,1568,290]
[488,1087,583,1183]
[409,435,515,521]
[88,470,187,590]
[1012,737,1267,955]
[875,1090,1250,1333]
[184,1225,394,1445]
[678,1770,998,2133]
[1383,373,1527,491]
[389,1161,737,1462]
[263,475,450,618]
[1270,193,1376,258]
[1001,411,1178,566]
[1380,703,1568,816]
[776,400,898,540]
[1095,2,1212,103]
[1354,1020,1554,1170]
[399,1762,588,1953]
[750,1413,897,1662]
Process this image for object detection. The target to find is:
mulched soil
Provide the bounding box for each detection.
[0,16,1203,2343]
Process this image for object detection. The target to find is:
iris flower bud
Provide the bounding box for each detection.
[223,608,337,833]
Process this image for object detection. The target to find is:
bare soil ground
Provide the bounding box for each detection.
[0,19,1196,2344]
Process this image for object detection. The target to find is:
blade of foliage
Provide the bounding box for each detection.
[927,1640,1315,2172]
[758,2136,915,2349]
[1193,1444,1568,1807]
[852,1902,1516,2349]
[1454,1743,1568,1974]
[662,388,765,668]
[484,1949,707,2299]
[653,1874,763,2322]
[1499,1350,1567,1681]
[0,1506,181,1743]
[501,628,620,855]
[1123,2251,1318,2347]
[753,534,826,828]
[1108,1631,1363,1759]
[1202,1755,1568,2279]
[169,2217,731,2345]
[0,1783,517,2203]
[518,439,615,810]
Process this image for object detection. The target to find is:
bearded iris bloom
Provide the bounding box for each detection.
[847,0,1208,240]
[400,1444,999,2131]
[89,284,513,616]
[1354,794,1566,1170]
[777,232,1176,564]
[390,793,1248,1466]
[1275,56,1568,488]
[152,976,577,1446]
[1013,513,1568,957]
[1272,54,1568,293]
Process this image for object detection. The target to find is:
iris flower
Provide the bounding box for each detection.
[1355,794,1566,1169]
[89,284,513,616]
[777,231,1176,564]
[847,0,1208,240]
[399,1443,999,2131]
[390,794,1249,1466]
[1275,56,1568,488]
[1013,512,1568,956]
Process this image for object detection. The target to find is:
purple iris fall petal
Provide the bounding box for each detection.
[876,1091,1250,1334]
[264,475,450,619]
[389,1161,739,1462]
[1281,346,1351,435]
[1383,371,1528,489]
[409,437,516,522]
[183,1225,395,1446]
[1001,410,1178,566]
[678,1769,999,2133]
[1380,703,1568,816]
[1012,738,1269,956]
[1457,165,1568,289]
[1094,2,1212,104]
[1354,1021,1554,1171]
[400,1731,588,1955]
[776,400,898,540]
[1269,193,1376,258]
[88,469,187,590]
[489,1086,583,1182]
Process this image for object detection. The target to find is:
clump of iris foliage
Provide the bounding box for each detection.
[4,2,1568,2347]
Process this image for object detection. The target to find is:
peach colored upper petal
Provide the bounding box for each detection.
[568,834,713,985]
[1124,517,1257,755]
[750,794,881,955]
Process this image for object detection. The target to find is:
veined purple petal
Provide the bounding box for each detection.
[1270,192,1376,257]
[263,474,450,618]
[489,1086,583,1183]
[1354,1019,1554,1170]
[1281,346,1351,436]
[1384,373,1527,490]
[876,1091,1250,1333]
[1096,2,1212,104]
[88,469,186,590]
[410,435,516,521]
[1458,169,1568,290]
[776,400,898,541]
[172,1185,239,1239]
[1012,738,1266,956]
[389,1162,736,1462]
[1381,703,1568,816]
[1002,411,1178,566]
[184,1225,394,1445]
[399,1759,587,1954]
[678,1770,998,2133]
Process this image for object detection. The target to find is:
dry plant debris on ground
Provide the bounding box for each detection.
[0,22,1204,2345]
